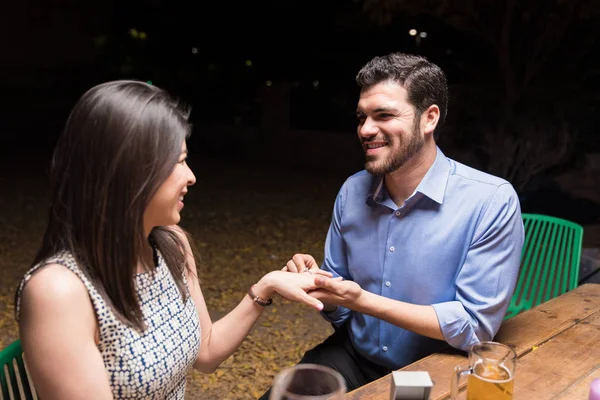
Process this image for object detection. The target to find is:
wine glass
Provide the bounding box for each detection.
[269,364,346,400]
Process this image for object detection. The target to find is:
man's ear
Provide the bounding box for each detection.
[421,105,440,136]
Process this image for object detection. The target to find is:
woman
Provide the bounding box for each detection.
[15,80,328,399]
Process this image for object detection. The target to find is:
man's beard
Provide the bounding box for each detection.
[364,118,425,176]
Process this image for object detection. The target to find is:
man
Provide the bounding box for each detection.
[261,52,524,397]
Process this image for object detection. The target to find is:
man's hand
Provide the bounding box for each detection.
[282,253,322,274]
[256,271,340,311]
[308,275,363,309]
[310,276,444,340]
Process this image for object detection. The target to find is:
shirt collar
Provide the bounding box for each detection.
[415,146,450,205]
[368,146,450,206]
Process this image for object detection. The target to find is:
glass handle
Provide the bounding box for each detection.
[451,365,471,400]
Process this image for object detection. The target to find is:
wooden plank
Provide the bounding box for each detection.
[345,351,466,400]
[512,312,600,399]
[402,353,466,400]
[347,284,600,400]
[494,283,600,352]
[552,365,600,399]
[450,361,600,400]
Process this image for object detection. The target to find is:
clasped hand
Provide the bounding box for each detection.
[281,253,362,309]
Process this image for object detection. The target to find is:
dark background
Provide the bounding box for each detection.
[1,0,600,225]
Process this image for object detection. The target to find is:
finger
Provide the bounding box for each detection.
[313,270,333,278]
[281,265,289,271]
[296,291,324,311]
[315,276,339,290]
[306,289,335,304]
[292,253,316,271]
[285,260,299,273]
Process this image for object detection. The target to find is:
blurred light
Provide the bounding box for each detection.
[191,47,198,55]
[409,29,417,36]
[312,80,319,88]
[129,28,139,38]
[266,80,272,87]
[245,59,253,67]
[146,80,153,85]
[139,32,147,40]
[419,31,428,38]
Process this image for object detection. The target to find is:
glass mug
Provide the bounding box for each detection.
[451,341,516,400]
[269,363,346,400]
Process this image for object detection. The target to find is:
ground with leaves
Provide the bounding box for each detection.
[0,153,353,399]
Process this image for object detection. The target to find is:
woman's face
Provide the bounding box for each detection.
[143,141,196,235]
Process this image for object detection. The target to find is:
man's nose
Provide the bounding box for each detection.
[358,117,378,138]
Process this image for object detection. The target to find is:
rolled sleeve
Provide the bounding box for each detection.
[433,183,524,351]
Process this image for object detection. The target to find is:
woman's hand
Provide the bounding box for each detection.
[254,271,341,311]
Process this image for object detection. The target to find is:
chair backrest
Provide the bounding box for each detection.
[0,340,37,400]
[505,213,584,320]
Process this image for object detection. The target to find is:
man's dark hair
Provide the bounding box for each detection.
[356,52,449,140]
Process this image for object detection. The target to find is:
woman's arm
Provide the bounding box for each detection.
[18,264,113,400]
[170,226,326,373]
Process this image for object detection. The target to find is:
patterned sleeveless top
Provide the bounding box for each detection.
[15,249,202,399]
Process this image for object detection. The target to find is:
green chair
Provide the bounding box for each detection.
[505,213,584,320]
[0,339,38,400]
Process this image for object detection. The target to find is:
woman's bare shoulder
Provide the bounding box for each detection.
[20,263,91,317]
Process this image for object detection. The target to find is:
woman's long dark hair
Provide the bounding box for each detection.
[30,80,195,331]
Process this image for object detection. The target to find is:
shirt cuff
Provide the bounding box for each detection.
[320,305,351,327]
[432,301,480,351]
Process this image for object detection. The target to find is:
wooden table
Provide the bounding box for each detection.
[347,283,600,400]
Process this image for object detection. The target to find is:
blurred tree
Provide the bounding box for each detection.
[358,0,600,193]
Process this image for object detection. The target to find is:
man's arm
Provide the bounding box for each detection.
[309,183,524,349]
[431,183,524,349]
[310,277,444,339]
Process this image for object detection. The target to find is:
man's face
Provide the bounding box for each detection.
[356,81,424,175]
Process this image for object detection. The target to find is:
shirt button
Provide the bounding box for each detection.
[385,281,391,287]
[389,246,395,252]
[395,210,401,216]
[382,346,388,352]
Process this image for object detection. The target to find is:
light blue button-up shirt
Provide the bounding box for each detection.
[320,147,524,370]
